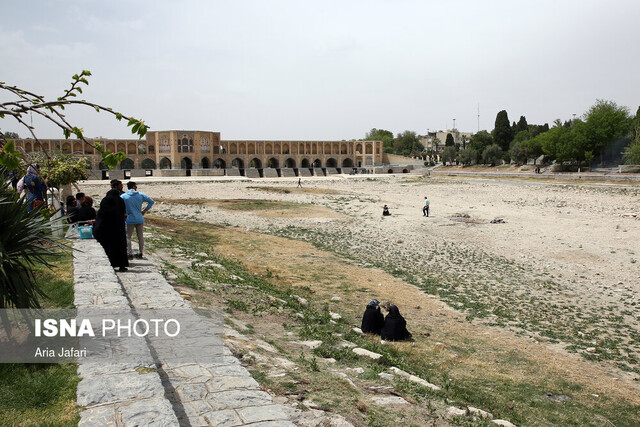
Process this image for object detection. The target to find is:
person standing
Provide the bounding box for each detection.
[423,196,430,217]
[297,178,302,188]
[18,165,47,212]
[94,189,129,271]
[121,181,154,259]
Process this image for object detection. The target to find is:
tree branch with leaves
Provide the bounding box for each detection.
[0,70,149,171]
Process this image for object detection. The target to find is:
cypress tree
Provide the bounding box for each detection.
[445,133,455,147]
[493,110,513,152]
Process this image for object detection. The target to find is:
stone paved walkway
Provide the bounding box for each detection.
[74,239,295,426]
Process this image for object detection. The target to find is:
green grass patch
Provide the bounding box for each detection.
[0,245,79,425]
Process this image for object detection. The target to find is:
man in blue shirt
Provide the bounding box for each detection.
[121,181,155,259]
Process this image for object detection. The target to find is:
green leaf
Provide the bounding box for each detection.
[115,112,122,121]
[63,129,70,139]
[81,70,92,76]
[72,74,79,80]
[68,92,76,97]
[94,106,100,112]
[131,122,140,134]
[76,87,82,94]
[79,77,89,85]
[127,117,136,126]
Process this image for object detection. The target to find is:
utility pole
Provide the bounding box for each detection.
[477,103,480,133]
[453,118,456,130]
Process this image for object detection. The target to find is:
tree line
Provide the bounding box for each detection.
[365,99,640,167]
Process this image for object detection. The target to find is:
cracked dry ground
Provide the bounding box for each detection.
[82,175,640,425]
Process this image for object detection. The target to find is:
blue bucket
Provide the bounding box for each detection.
[78,225,93,239]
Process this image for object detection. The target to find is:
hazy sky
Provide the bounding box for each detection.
[2,0,639,140]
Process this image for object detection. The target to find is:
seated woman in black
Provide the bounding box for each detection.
[382,205,391,216]
[77,196,97,223]
[381,305,412,341]
[361,299,385,335]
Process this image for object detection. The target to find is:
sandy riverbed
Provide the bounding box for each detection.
[81,174,640,377]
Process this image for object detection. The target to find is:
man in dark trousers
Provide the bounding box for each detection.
[423,196,430,217]
[297,178,302,188]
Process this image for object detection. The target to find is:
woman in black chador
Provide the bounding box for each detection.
[361,299,385,335]
[93,189,129,271]
[380,305,412,341]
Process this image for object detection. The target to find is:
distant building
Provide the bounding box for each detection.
[419,129,474,155]
[12,130,384,178]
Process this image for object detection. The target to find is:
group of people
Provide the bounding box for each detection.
[65,192,96,223]
[380,195,430,217]
[361,299,412,341]
[93,179,155,272]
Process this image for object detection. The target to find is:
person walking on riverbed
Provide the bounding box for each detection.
[423,196,430,217]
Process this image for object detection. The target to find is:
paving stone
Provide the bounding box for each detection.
[176,382,208,401]
[182,399,214,417]
[203,409,243,426]
[77,371,166,406]
[205,375,260,392]
[78,405,116,427]
[116,398,179,426]
[207,364,253,377]
[209,389,273,409]
[244,421,297,427]
[237,404,290,423]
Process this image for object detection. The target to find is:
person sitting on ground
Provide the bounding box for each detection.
[382,205,391,216]
[380,304,412,341]
[66,195,79,223]
[77,196,97,223]
[361,299,385,335]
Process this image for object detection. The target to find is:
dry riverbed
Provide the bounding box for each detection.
[81,175,640,425]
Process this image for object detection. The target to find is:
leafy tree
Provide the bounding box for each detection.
[393,130,422,156]
[441,146,457,165]
[510,141,527,165]
[460,134,468,149]
[529,123,549,138]
[365,128,395,154]
[445,133,455,147]
[0,70,148,172]
[582,99,631,165]
[431,136,442,152]
[521,136,544,164]
[469,131,492,163]
[492,110,513,152]
[37,154,89,189]
[1,131,19,139]
[623,140,640,164]
[623,106,640,164]
[458,147,477,166]
[482,144,503,166]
